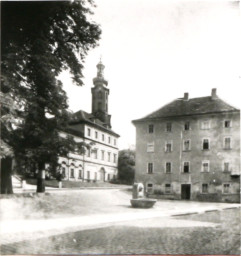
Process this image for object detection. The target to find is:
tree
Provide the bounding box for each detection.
[1,1,101,193]
[118,149,135,185]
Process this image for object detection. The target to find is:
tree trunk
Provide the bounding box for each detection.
[1,156,13,194]
[36,163,45,193]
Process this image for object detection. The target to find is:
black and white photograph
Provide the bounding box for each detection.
[0,0,241,255]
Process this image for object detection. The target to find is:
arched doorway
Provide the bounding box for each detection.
[100,167,105,182]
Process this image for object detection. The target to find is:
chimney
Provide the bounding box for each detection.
[211,88,217,100]
[184,92,189,101]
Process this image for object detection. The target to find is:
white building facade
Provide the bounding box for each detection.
[58,61,119,182]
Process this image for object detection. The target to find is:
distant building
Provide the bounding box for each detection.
[58,61,119,182]
[132,89,240,202]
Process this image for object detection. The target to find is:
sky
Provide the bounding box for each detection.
[60,0,241,150]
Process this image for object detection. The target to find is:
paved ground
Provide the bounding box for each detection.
[1,208,240,255]
[0,188,240,254]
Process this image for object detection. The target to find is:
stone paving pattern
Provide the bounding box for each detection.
[1,208,240,255]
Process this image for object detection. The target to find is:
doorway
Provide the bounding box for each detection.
[181,184,191,200]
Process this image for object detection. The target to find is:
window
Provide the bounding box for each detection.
[78,169,82,179]
[62,167,66,178]
[113,154,117,163]
[101,150,105,161]
[147,142,154,152]
[165,142,172,152]
[224,120,231,128]
[87,148,91,157]
[108,136,111,144]
[102,134,105,142]
[148,124,154,133]
[166,123,172,132]
[202,161,209,172]
[224,162,229,172]
[223,184,230,193]
[92,149,98,159]
[184,122,190,131]
[147,183,153,193]
[95,131,98,139]
[224,137,231,149]
[203,139,209,150]
[165,184,171,194]
[183,139,191,151]
[87,171,90,180]
[70,169,74,178]
[183,162,190,173]
[87,128,91,137]
[201,121,210,129]
[202,184,208,193]
[98,102,102,110]
[114,139,116,146]
[166,162,171,173]
[108,174,110,181]
[147,163,153,174]
[95,172,97,180]
[108,152,111,162]
[106,103,108,112]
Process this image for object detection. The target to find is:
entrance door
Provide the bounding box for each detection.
[181,184,191,199]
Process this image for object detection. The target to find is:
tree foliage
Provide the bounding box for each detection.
[1,1,101,188]
[118,149,135,185]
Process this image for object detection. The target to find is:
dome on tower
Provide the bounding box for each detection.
[93,59,108,86]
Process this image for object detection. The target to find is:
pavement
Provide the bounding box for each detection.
[1,187,240,246]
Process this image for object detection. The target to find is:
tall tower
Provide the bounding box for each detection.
[91,60,111,128]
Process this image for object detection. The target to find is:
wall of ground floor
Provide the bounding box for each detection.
[58,156,118,182]
[136,174,240,203]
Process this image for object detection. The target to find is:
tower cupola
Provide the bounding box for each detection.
[93,60,108,86]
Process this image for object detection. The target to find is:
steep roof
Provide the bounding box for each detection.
[69,110,120,137]
[133,95,239,123]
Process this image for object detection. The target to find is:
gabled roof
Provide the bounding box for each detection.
[69,110,120,137]
[133,95,239,123]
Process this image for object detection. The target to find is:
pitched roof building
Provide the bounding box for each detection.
[132,89,240,202]
[58,61,119,182]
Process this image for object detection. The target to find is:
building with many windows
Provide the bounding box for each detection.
[132,89,240,202]
[58,61,119,182]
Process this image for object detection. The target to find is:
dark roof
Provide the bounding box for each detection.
[69,110,120,137]
[133,96,239,123]
[64,127,84,138]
